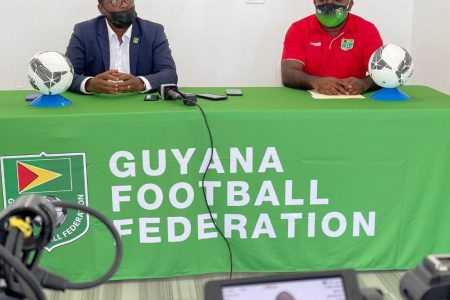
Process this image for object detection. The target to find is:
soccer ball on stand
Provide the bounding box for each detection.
[368,44,414,101]
[27,51,74,107]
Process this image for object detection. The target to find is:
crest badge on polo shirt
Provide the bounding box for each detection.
[341,39,354,51]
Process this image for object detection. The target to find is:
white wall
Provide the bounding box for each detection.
[411,0,450,94]
[1,0,416,90]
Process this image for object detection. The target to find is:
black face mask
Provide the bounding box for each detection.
[106,6,137,29]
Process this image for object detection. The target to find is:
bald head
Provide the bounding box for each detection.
[276,292,295,300]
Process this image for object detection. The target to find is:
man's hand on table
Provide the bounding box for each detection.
[85,70,145,94]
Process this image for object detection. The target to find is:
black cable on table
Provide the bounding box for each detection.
[193,102,234,279]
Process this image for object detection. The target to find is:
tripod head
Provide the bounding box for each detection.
[0,194,122,300]
[0,195,57,254]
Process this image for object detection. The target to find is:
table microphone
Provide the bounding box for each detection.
[160,84,197,106]
[160,83,182,100]
[168,89,183,100]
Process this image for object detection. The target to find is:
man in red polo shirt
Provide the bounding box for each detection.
[281,0,383,95]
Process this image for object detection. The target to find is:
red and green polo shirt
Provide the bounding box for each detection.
[282,13,383,79]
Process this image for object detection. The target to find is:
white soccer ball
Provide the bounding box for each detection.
[27,51,74,95]
[368,44,414,88]
[34,195,68,228]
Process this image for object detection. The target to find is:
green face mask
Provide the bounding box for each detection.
[315,3,348,28]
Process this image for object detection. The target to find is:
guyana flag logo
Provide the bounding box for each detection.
[17,160,69,193]
[1,152,89,252]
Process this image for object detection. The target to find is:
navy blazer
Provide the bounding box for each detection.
[66,16,178,92]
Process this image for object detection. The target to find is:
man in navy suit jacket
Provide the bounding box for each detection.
[66,0,177,94]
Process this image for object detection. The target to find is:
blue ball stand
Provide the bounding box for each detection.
[30,94,72,107]
[371,87,410,101]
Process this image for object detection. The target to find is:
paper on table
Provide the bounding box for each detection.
[308,90,365,99]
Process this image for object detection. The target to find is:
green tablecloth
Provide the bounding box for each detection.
[1,86,450,282]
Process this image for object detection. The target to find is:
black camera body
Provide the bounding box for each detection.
[204,269,384,300]
[400,255,450,300]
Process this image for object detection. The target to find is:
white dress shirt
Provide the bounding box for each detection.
[80,20,151,93]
